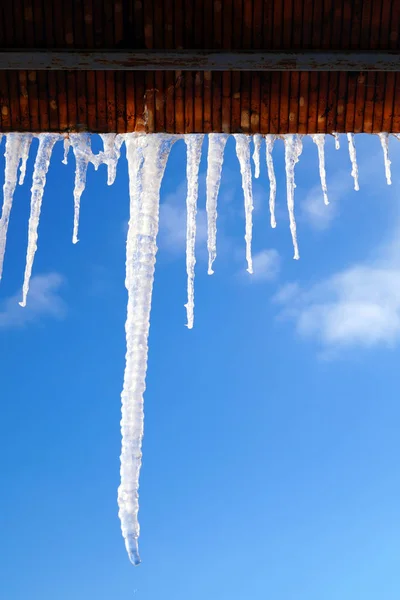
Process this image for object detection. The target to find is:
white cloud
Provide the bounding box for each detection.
[274,222,400,354]
[299,169,351,231]
[158,179,208,255]
[250,249,280,282]
[0,273,66,329]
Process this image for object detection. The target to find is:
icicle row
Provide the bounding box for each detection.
[119,133,174,566]
[20,134,60,307]
[184,134,204,329]
[312,134,329,205]
[206,133,228,275]
[265,135,277,228]
[284,134,302,260]
[378,132,392,185]
[234,134,254,273]
[347,133,360,191]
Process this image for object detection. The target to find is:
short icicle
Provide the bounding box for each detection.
[265,135,277,228]
[206,133,228,275]
[333,132,340,150]
[184,134,204,329]
[234,134,254,273]
[284,134,303,260]
[62,136,71,165]
[18,134,33,186]
[252,134,262,179]
[311,134,329,205]
[347,133,360,191]
[100,133,125,185]
[70,133,92,243]
[0,134,26,280]
[378,132,392,185]
[118,133,175,567]
[20,133,60,307]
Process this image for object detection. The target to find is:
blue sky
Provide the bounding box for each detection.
[1,133,400,599]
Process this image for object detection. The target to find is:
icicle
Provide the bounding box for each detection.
[252,134,262,179]
[284,134,303,260]
[184,134,204,329]
[0,134,25,280]
[62,137,71,165]
[378,132,392,185]
[333,132,340,150]
[206,133,228,275]
[265,135,277,228]
[70,133,92,243]
[18,134,33,185]
[118,133,174,567]
[347,133,359,191]
[311,134,329,205]
[20,134,60,307]
[99,133,124,185]
[234,134,254,273]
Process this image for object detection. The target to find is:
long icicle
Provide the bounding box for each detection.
[0,134,25,280]
[70,133,92,243]
[206,133,228,275]
[311,134,329,205]
[118,133,174,566]
[252,134,262,179]
[20,134,60,307]
[184,134,204,329]
[347,132,360,191]
[265,134,277,228]
[234,134,254,273]
[378,132,392,185]
[284,134,303,260]
[18,134,33,186]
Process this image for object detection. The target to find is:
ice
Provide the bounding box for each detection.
[234,134,254,273]
[0,134,28,279]
[284,134,303,260]
[333,132,340,150]
[253,134,262,179]
[347,133,360,191]
[265,135,277,228]
[1,129,397,567]
[118,133,174,566]
[311,134,329,205]
[184,134,204,329]
[70,133,92,243]
[20,134,60,307]
[206,133,228,275]
[378,132,392,185]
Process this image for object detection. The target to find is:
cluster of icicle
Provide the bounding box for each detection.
[0,130,394,565]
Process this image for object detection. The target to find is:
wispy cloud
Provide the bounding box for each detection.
[274,219,400,356]
[158,179,208,256]
[0,273,66,329]
[299,171,351,230]
[243,249,280,282]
